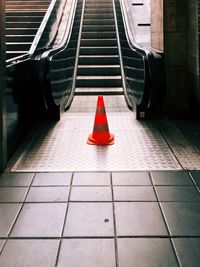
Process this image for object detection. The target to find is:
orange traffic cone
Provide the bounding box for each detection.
[87,96,115,145]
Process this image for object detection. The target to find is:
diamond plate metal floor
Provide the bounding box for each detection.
[10,96,200,172]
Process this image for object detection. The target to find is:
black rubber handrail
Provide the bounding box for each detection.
[36,0,81,119]
[115,0,165,119]
[29,0,59,57]
[38,0,78,60]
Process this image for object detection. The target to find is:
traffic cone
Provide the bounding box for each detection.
[87,96,115,145]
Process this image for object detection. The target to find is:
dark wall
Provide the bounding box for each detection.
[164,0,190,116]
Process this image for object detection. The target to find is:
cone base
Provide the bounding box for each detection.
[87,133,115,145]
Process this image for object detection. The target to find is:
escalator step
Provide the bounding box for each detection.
[79,46,118,55]
[79,55,120,65]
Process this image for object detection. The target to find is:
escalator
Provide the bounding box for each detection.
[6,0,51,61]
[6,0,165,156]
[35,0,165,120]
[5,0,58,156]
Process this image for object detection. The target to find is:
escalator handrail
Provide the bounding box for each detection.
[116,0,150,108]
[30,0,77,57]
[28,0,58,57]
[38,0,78,62]
[119,0,152,59]
[6,53,29,67]
[118,0,163,110]
[36,0,79,111]
[112,0,132,108]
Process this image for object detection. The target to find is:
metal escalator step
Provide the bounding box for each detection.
[83,18,115,25]
[84,8,114,14]
[85,3,113,8]
[6,8,48,13]
[5,11,46,16]
[6,42,32,51]
[82,25,115,32]
[77,65,121,75]
[5,4,49,9]
[76,76,122,87]
[6,22,42,28]
[6,35,35,42]
[81,31,117,39]
[79,46,118,55]
[79,55,120,65]
[84,13,114,19]
[6,28,38,35]
[81,38,117,46]
[6,16,44,22]
[6,0,51,6]
[75,87,123,95]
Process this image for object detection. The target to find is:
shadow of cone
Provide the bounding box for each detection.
[87,96,115,145]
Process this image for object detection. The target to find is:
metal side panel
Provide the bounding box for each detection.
[10,96,185,172]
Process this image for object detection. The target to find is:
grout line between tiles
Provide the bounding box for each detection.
[149,172,182,267]
[188,172,200,195]
[111,172,119,267]
[4,235,200,240]
[55,172,74,267]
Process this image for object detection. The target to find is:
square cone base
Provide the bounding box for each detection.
[87,133,115,145]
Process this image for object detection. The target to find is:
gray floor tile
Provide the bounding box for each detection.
[64,203,114,237]
[0,240,5,251]
[115,202,168,236]
[57,239,115,267]
[32,173,72,186]
[113,186,156,201]
[0,240,59,267]
[0,204,22,237]
[73,172,110,186]
[26,187,70,202]
[70,186,112,201]
[118,238,179,267]
[11,203,66,237]
[190,171,200,185]
[161,202,200,236]
[151,171,193,185]
[155,186,200,201]
[172,238,200,267]
[0,173,34,187]
[112,172,151,185]
[0,187,28,202]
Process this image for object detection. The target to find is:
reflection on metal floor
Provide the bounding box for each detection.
[10,96,200,172]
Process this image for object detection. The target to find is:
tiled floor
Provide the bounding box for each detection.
[0,171,200,266]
